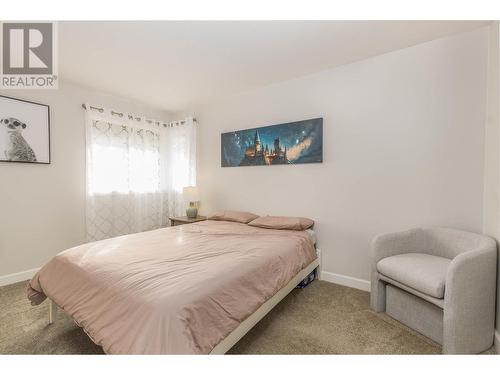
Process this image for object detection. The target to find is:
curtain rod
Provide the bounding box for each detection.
[81,104,197,125]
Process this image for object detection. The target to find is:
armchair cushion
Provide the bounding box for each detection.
[377,253,451,298]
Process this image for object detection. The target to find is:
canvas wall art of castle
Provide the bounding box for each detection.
[221,118,323,167]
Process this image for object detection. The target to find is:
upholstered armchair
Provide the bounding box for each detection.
[370,227,497,354]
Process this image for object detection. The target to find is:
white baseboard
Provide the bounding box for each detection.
[495,330,500,354]
[0,267,40,287]
[321,271,371,292]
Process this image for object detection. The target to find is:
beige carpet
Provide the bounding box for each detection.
[0,279,474,354]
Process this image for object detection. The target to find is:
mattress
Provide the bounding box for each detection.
[27,220,317,354]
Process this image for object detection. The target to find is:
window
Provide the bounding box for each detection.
[84,106,196,241]
[87,122,160,194]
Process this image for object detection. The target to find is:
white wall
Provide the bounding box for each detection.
[0,81,170,280]
[0,26,490,295]
[482,22,500,352]
[193,27,488,282]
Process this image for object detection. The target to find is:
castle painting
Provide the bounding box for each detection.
[221,118,323,167]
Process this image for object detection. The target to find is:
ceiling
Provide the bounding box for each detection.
[59,21,489,112]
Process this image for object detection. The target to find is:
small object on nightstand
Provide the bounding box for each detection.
[169,216,207,227]
[183,186,200,218]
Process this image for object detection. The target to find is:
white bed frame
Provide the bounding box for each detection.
[210,249,321,354]
[48,248,322,354]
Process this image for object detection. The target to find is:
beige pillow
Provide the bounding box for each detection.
[208,210,259,224]
[248,216,314,231]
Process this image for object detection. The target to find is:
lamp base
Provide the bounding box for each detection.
[186,206,198,219]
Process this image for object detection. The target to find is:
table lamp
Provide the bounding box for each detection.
[183,186,200,218]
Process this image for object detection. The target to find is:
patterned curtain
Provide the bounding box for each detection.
[84,106,196,241]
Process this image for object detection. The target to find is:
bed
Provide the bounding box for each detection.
[27,219,320,354]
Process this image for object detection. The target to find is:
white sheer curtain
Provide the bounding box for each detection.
[85,106,196,241]
[160,117,197,219]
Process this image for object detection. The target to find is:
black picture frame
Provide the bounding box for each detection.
[0,95,51,164]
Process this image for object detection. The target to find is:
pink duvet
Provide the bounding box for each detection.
[27,220,316,354]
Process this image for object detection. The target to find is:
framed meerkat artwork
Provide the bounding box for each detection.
[0,95,50,164]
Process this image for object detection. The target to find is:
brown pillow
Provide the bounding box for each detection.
[248,216,314,231]
[208,210,259,224]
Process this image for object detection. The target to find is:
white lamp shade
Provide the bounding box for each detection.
[183,186,200,203]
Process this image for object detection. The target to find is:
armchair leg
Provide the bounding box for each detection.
[370,272,386,312]
[442,310,495,354]
[48,299,57,324]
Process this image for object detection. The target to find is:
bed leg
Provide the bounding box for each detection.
[48,299,57,324]
[315,248,322,280]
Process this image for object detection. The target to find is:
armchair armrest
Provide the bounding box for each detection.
[370,227,423,312]
[443,242,497,353]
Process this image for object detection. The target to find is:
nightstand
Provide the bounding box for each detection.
[169,216,207,227]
